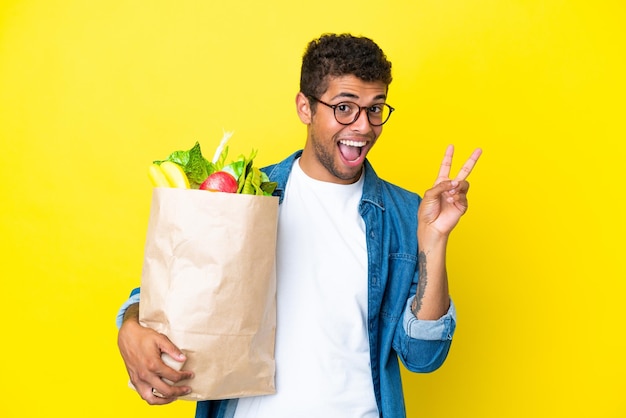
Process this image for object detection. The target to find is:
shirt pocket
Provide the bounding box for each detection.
[380,253,418,321]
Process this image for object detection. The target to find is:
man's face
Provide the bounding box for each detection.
[297,75,388,184]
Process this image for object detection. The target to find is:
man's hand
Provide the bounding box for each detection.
[418,145,482,238]
[117,304,194,405]
[412,145,481,319]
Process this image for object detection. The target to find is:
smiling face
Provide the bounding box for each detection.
[297,75,388,184]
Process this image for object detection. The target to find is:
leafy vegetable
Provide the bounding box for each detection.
[154,142,213,189]
[153,134,277,196]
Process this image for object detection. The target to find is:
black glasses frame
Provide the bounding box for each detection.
[308,96,395,126]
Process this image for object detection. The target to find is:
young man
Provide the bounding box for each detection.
[117,33,481,418]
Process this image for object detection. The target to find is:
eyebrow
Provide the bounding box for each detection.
[330,92,388,102]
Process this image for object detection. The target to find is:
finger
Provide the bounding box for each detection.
[157,343,194,383]
[454,148,482,181]
[153,353,193,396]
[158,337,187,364]
[131,353,191,399]
[151,376,192,400]
[425,179,460,197]
[160,352,193,383]
[135,380,175,405]
[151,387,167,399]
[436,145,455,180]
[159,364,194,386]
[447,180,470,196]
[149,387,182,404]
[448,194,469,214]
[137,365,192,401]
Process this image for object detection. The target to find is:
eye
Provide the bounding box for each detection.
[368,104,384,114]
[336,102,356,115]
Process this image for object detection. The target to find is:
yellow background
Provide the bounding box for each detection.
[1,1,624,417]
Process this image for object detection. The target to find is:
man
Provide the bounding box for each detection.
[117,33,481,418]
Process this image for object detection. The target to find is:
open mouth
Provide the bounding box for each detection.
[338,139,367,164]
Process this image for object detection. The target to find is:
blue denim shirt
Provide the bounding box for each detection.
[118,151,456,418]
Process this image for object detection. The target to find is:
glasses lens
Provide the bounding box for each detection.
[331,101,393,126]
[367,104,392,126]
[334,102,359,124]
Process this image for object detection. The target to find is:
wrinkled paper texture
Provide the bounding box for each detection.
[139,188,278,401]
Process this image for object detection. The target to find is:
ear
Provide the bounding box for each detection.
[295,92,312,124]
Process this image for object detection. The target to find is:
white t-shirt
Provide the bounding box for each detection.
[234,159,378,418]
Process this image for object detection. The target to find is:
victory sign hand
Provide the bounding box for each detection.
[418,145,482,237]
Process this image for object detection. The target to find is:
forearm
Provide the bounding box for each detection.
[115,288,141,329]
[411,227,450,320]
[123,302,140,323]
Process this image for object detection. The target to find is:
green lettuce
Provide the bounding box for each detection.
[154,142,213,189]
[154,139,277,196]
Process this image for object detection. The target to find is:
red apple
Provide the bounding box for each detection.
[200,171,238,193]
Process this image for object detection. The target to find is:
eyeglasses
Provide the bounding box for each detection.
[308,96,395,126]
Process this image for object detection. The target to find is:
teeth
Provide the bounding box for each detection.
[339,139,366,147]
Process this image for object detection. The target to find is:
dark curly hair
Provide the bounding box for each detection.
[300,33,393,101]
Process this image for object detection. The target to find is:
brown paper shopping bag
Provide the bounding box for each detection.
[138,187,279,401]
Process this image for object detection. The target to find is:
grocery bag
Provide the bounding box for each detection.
[138,187,279,401]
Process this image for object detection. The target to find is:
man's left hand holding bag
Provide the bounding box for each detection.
[118,302,194,404]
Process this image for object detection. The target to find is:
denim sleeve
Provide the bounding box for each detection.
[115,288,141,329]
[402,296,456,341]
[394,296,456,373]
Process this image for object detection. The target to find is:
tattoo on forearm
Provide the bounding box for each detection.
[412,251,427,317]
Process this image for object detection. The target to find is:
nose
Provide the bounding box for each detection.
[350,107,373,132]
